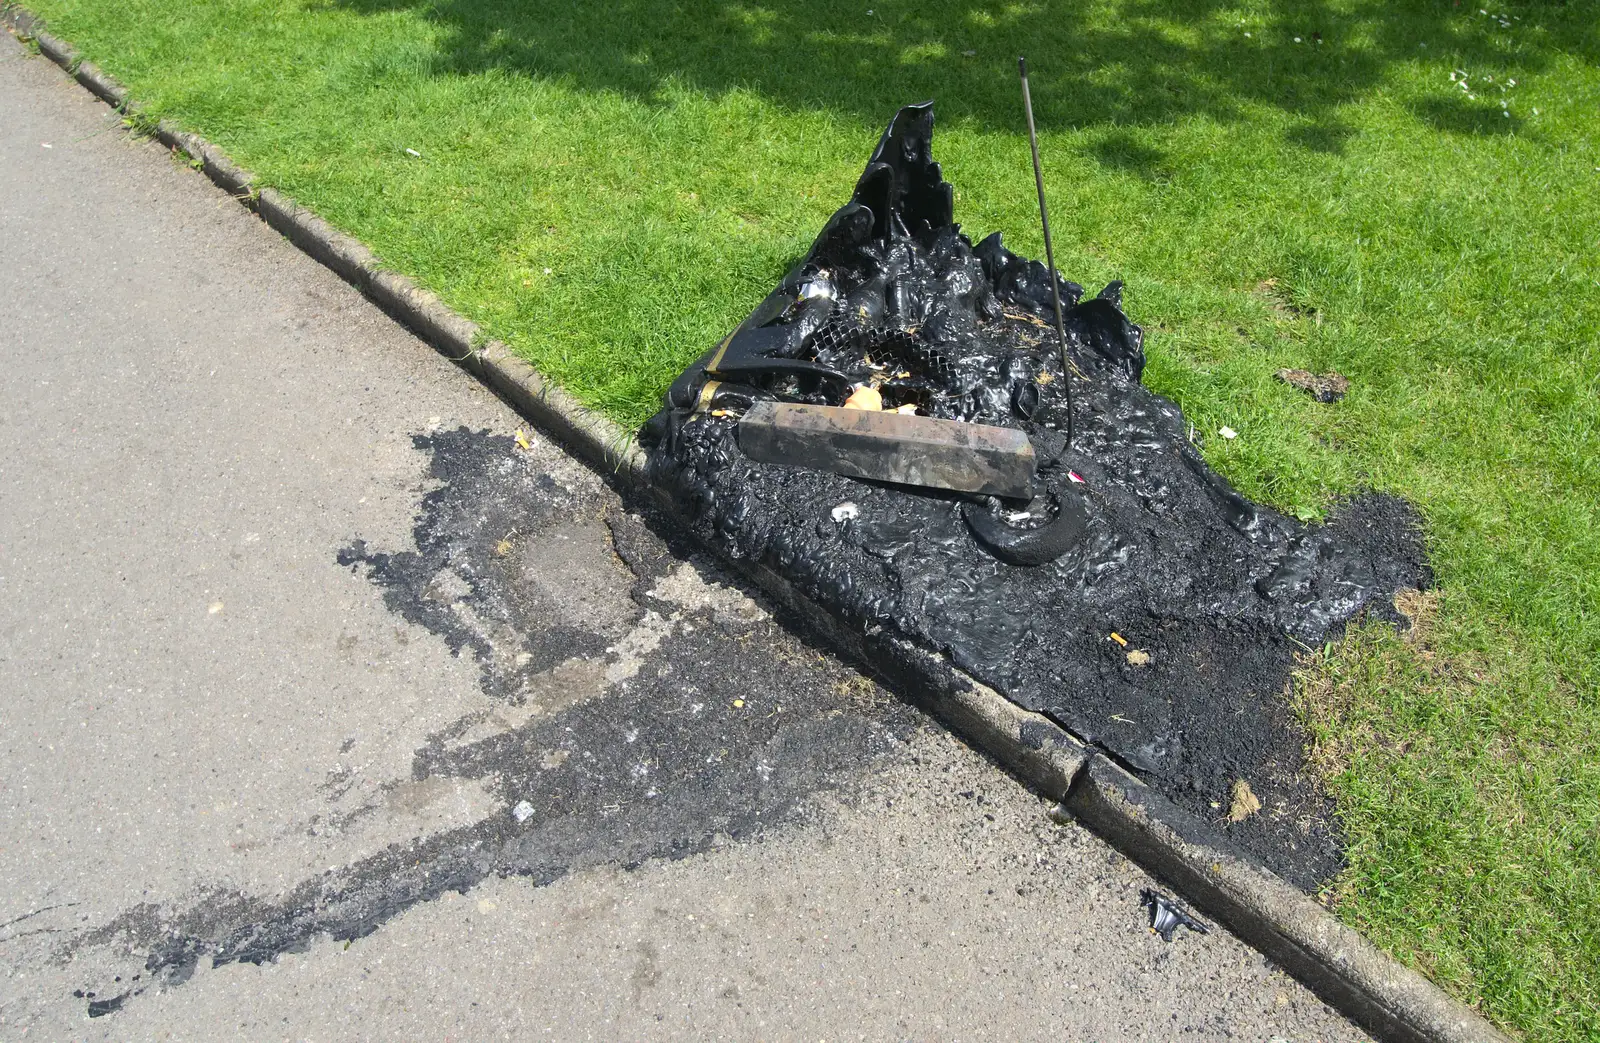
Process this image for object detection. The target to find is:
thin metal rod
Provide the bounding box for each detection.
[1019,55,1073,449]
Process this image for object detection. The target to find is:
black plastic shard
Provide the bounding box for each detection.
[641,102,1428,887]
[1141,889,1210,942]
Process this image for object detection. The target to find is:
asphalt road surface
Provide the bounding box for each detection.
[0,31,1368,1041]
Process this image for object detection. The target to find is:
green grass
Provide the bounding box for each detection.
[12,0,1598,1035]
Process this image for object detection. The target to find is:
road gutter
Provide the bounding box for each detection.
[1,8,1508,1041]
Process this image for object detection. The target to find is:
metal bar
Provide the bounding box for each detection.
[737,401,1037,499]
[1019,56,1075,448]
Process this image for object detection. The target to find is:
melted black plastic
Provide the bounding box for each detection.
[641,102,1427,885]
[1142,888,1210,942]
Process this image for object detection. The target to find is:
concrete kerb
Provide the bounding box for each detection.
[0,10,1509,1042]
[1065,757,1503,1043]
[249,187,647,480]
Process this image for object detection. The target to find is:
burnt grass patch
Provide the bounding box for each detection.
[642,103,1429,890]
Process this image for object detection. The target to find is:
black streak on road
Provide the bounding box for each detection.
[68,427,917,1011]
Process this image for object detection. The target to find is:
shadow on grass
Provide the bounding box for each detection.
[1411,95,1527,135]
[327,0,1595,149]
[1088,129,1169,177]
[1284,120,1358,153]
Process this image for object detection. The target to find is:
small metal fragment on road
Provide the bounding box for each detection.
[1141,889,1209,942]
[737,401,1037,499]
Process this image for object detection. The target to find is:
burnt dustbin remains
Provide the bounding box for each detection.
[641,101,1426,888]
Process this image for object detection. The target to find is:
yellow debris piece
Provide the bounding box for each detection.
[843,385,883,411]
[1228,780,1262,823]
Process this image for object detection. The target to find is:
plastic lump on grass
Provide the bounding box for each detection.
[641,102,1428,888]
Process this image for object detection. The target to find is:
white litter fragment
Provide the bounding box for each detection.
[512,800,535,822]
[831,501,860,523]
[1219,426,1238,440]
[799,277,837,301]
[405,147,421,157]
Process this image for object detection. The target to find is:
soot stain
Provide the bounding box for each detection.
[336,427,616,692]
[641,102,1430,888]
[68,426,916,1015]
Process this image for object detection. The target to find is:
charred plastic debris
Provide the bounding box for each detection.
[1141,889,1210,943]
[641,102,1427,886]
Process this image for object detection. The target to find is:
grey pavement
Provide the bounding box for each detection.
[0,31,1367,1041]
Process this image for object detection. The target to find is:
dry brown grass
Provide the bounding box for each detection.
[1290,589,1439,786]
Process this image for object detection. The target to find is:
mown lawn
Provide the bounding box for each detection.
[12,0,1597,1035]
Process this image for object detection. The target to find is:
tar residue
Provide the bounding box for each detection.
[69,427,915,1006]
[643,103,1428,886]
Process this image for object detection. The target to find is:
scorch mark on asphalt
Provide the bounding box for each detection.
[56,427,919,1013]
